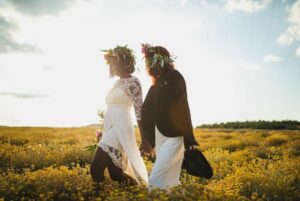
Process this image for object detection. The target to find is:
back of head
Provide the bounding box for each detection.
[142,44,175,84]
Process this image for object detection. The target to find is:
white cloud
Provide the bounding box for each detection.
[0,15,41,53]
[296,46,300,57]
[289,0,300,24]
[276,28,295,45]
[225,0,272,13]
[180,0,187,6]
[199,0,206,6]
[4,0,77,16]
[277,0,300,47]
[263,54,282,63]
[0,92,48,99]
[0,0,207,126]
[0,0,78,54]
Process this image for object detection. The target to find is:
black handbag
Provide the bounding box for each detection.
[182,148,213,179]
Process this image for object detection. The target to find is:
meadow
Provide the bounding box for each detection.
[0,126,299,201]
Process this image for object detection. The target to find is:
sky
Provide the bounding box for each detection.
[0,0,299,127]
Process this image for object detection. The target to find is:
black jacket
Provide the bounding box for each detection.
[141,69,199,149]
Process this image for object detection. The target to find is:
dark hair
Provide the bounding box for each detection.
[145,46,174,85]
[109,54,135,77]
[103,45,136,77]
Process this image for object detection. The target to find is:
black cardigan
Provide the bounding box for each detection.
[141,69,199,149]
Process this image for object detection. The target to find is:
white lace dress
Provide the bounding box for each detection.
[97,76,148,185]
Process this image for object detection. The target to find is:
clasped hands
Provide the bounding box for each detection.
[139,143,155,162]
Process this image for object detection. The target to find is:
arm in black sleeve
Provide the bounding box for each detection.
[167,70,199,148]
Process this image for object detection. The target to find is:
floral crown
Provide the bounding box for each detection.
[141,43,176,69]
[102,45,136,68]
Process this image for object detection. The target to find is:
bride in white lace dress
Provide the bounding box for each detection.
[90,45,148,185]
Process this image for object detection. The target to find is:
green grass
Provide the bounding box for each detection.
[0,126,299,201]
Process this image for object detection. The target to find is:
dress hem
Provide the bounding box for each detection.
[98,141,127,170]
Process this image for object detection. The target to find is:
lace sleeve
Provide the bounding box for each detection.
[127,78,143,121]
[115,77,143,121]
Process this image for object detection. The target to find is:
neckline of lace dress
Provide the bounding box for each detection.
[119,76,136,80]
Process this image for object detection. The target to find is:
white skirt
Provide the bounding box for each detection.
[149,125,184,189]
[97,105,148,185]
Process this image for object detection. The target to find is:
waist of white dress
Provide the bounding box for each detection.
[106,104,131,113]
[104,104,132,127]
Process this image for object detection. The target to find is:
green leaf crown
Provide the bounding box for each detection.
[102,45,136,68]
[141,43,176,69]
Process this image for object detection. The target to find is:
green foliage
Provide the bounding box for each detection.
[0,126,299,200]
[141,43,176,69]
[102,45,136,68]
[197,120,300,130]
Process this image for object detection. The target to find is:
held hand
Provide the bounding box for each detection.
[137,120,155,161]
[140,143,152,156]
[95,130,102,141]
[140,143,155,162]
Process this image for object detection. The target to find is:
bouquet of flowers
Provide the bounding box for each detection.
[83,110,105,154]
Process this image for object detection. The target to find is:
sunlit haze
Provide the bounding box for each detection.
[0,0,299,127]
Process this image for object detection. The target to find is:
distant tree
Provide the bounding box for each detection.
[196,120,300,130]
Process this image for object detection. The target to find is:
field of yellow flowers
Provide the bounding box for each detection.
[0,126,299,201]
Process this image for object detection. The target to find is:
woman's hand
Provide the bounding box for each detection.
[140,142,155,162]
[137,120,155,161]
[140,142,153,156]
[95,130,102,141]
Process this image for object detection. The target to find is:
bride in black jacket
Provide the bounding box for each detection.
[140,44,199,189]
